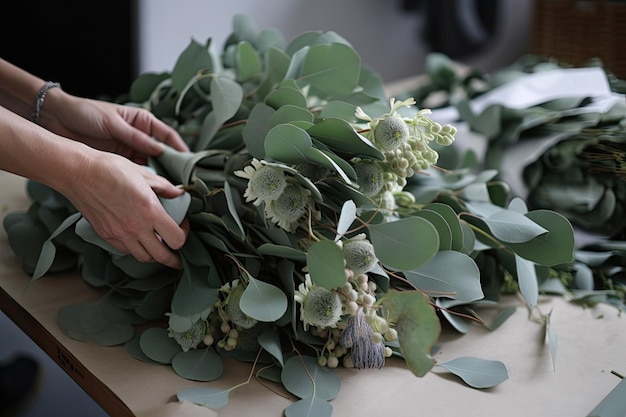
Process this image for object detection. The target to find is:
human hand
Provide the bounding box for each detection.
[61,148,189,269]
[41,90,189,165]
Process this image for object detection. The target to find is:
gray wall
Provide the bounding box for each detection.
[136,0,534,83]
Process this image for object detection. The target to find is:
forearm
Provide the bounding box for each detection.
[0,58,47,119]
[0,105,92,193]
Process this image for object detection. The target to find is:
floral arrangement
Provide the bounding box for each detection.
[401,53,626,312]
[4,15,581,416]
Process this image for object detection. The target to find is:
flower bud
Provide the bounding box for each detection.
[373,114,410,151]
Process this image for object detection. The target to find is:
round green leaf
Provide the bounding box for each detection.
[265,123,312,164]
[369,217,439,271]
[506,210,575,266]
[306,240,346,289]
[58,302,135,346]
[381,290,441,377]
[405,251,483,303]
[139,327,181,364]
[306,118,383,160]
[281,355,341,400]
[240,276,288,322]
[285,396,333,417]
[172,348,224,382]
[436,357,509,388]
[298,43,360,98]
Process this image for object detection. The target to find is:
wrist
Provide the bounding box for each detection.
[32,81,61,124]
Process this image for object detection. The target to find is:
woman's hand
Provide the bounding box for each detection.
[61,148,188,269]
[42,91,189,164]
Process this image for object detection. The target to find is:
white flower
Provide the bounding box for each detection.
[295,274,343,330]
[168,319,206,352]
[234,158,287,205]
[264,183,312,232]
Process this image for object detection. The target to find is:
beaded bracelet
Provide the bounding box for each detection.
[32,81,61,124]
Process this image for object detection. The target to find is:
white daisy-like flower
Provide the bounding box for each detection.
[264,183,312,232]
[295,274,343,331]
[234,158,287,205]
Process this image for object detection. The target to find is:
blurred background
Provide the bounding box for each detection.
[3,0,612,415]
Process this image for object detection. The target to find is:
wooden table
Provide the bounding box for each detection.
[1,171,624,417]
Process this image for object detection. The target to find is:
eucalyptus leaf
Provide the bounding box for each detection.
[516,254,539,307]
[265,123,312,164]
[139,327,182,364]
[436,357,509,388]
[284,396,333,417]
[58,302,135,346]
[369,217,439,271]
[258,327,284,366]
[281,355,341,400]
[381,290,441,376]
[405,251,483,303]
[172,348,224,381]
[335,200,357,241]
[586,377,626,417]
[307,240,346,289]
[240,276,288,322]
[297,43,360,98]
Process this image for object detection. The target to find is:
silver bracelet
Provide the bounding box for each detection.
[32,81,61,124]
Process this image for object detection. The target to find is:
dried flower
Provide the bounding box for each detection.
[168,319,206,352]
[339,309,385,369]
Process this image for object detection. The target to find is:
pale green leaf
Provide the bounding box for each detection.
[369,217,439,271]
[265,123,312,164]
[297,43,360,98]
[335,200,356,241]
[236,41,261,82]
[381,290,441,376]
[281,355,341,400]
[306,118,383,160]
[284,396,333,417]
[258,327,284,366]
[172,348,224,382]
[507,210,575,266]
[257,243,307,262]
[139,327,181,364]
[240,276,288,322]
[437,357,509,388]
[586,377,626,417]
[198,77,244,150]
[516,254,538,307]
[58,302,135,346]
[307,240,346,289]
[483,209,548,243]
[405,251,483,303]
[545,309,558,372]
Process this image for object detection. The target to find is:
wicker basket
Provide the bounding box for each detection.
[530,0,626,78]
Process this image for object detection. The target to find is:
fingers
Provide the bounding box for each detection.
[106,231,183,270]
[121,107,190,154]
[149,116,190,153]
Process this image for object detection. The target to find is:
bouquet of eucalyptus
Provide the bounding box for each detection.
[4,15,577,416]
